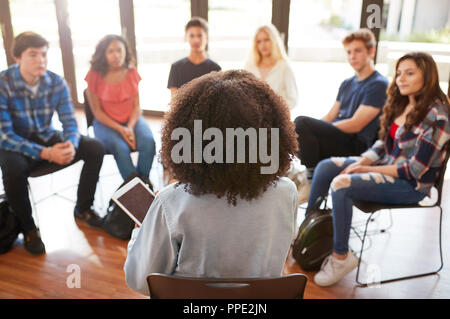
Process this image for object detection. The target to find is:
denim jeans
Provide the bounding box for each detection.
[306,156,426,255]
[93,116,156,180]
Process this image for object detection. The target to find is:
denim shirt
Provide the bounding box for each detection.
[362,102,450,195]
[0,64,80,159]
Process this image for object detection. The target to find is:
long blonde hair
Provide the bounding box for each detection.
[250,24,287,66]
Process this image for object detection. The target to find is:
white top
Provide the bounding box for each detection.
[244,59,298,110]
[26,82,40,98]
[124,177,298,296]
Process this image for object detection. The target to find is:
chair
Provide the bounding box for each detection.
[83,89,96,136]
[353,143,450,286]
[146,273,307,299]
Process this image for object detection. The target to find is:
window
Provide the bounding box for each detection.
[0,36,7,70]
[67,0,122,103]
[134,0,191,112]
[382,0,450,93]
[9,0,63,75]
[289,0,362,49]
[208,0,272,70]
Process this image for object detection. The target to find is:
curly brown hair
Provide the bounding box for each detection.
[90,34,134,76]
[161,70,298,205]
[379,52,450,140]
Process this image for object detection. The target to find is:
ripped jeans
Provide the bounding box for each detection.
[306,157,426,255]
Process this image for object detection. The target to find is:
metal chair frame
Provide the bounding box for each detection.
[353,144,449,287]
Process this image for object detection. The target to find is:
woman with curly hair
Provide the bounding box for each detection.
[306,52,450,287]
[124,70,299,296]
[85,34,156,181]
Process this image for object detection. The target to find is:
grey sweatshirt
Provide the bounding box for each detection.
[124,177,298,296]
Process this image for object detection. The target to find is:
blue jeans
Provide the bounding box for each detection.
[93,116,156,180]
[306,157,426,255]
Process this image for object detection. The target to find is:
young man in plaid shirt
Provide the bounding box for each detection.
[0,32,105,255]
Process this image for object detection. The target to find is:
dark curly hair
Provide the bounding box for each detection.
[89,34,134,76]
[161,70,298,205]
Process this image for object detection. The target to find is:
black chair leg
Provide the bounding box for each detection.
[356,208,444,287]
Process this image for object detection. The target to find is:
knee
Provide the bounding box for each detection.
[110,139,131,157]
[315,158,338,172]
[294,116,306,130]
[0,152,29,178]
[331,174,351,192]
[294,116,311,132]
[90,138,105,158]
[138,135,156,153]
[80,137,105,160]
[329,157,348,168]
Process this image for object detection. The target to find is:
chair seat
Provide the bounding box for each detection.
[353,199,433,214]
[29,160,79,178]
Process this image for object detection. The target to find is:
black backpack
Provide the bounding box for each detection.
[102,174,153,240]
[292,197,333,271]
[0,194,21,254]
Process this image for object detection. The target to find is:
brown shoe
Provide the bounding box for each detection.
[74,208,103,228]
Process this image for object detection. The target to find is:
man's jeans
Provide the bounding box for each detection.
[0,133,105,232]
[93,116,156,180]
[306,156,426,255]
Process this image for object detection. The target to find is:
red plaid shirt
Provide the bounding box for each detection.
[362,102,450,195]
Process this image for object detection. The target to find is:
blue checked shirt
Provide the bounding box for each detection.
[0,64,80,160]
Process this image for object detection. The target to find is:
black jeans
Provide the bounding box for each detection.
[0,133,105,232]
[294,116,368,169]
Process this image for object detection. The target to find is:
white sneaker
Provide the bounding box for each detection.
[314,251,359,287]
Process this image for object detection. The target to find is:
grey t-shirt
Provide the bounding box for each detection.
[167,57,221,89]
[124,177,298,296]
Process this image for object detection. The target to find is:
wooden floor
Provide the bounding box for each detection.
[1,115,449,299]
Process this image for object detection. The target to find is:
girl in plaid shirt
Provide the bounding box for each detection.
[306,52,450,287]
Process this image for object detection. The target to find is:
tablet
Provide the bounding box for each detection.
[111,177,156,227]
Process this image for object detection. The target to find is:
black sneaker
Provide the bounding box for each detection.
[74,208,103,228]
[24,228,46,256]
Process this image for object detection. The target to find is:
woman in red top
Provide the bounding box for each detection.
[85,35,155,181]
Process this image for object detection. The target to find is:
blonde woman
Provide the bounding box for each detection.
[244,24,298,110]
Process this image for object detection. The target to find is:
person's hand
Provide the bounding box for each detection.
[49,141,75,165]
[119,126,136,151]
[340,162,370,175]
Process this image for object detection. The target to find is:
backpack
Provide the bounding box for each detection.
[102,174,153,240]
[292,197,333,271]
[0,194,21,254]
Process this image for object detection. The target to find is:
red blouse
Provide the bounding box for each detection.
[85,67,141,124]
[389,121,399,140]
